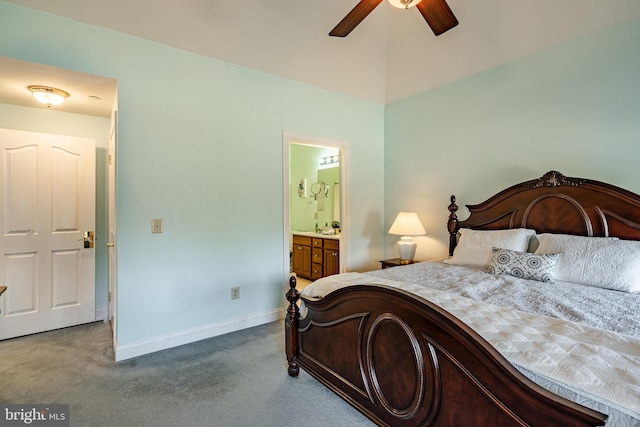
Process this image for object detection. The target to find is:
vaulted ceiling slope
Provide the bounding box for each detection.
[7,0,640,104]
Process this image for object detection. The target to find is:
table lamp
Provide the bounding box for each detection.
[388,212,426,264]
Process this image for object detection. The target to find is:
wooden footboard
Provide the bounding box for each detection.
[285,276,607,427]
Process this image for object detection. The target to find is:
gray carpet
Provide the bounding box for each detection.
[0,321,373,426]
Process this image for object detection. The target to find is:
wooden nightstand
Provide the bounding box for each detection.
[380,258,414,269]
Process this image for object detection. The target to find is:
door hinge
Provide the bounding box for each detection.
[108,292,111,302]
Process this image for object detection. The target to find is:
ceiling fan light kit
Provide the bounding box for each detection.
[387,0,422,9]
[329,0,458,38]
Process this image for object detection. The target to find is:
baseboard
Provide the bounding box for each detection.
[114,307,286,362]
[95,307,108,322]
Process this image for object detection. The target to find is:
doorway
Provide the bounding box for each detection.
[0,129,96,340]
[0,56,118,346]
[282,132,349,286]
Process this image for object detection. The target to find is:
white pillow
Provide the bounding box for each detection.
[444,228,536,268]
[535,233,640,293]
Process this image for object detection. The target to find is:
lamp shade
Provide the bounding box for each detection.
[389,212,426,264]
[388,212,426,236]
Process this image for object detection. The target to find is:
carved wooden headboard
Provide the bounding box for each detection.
[447,171,640,255]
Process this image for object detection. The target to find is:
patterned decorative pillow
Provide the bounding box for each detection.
[487,247,560,283]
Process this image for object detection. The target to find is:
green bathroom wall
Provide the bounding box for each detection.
[289,144,322,233]
[289,144,340,233]
[316,167,340,229]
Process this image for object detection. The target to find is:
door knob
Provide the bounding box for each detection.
[78,231,94,248]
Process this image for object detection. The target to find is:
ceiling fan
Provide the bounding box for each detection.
[329,0,458,37]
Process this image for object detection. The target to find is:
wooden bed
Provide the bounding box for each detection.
[285,171,640,426]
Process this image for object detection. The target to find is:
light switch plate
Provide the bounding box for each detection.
[152,218,163,233]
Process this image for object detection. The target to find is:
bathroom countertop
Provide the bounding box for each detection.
[291,231,340,240]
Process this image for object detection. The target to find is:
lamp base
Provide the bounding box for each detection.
[397,237,417,264]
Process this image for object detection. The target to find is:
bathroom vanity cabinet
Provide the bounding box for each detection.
[292,234,339,280]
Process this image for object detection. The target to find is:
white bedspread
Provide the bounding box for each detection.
[367,261,640,338]
[301,264,640,425]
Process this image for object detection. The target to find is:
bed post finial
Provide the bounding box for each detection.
[285,275,300,377]
[448,195,459,256]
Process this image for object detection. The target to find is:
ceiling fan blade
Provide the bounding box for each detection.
[329,0,384,37]
[416,0,459,36]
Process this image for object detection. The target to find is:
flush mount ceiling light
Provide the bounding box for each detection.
[28,85,69,107]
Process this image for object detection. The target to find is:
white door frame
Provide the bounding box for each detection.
[282,131,349,288]
[107,107,118,347]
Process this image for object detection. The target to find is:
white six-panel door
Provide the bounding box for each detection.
[0,128,95,340]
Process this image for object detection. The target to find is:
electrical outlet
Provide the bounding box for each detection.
[231,287,240,300]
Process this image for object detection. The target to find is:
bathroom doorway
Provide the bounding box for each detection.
[282,132,348,286]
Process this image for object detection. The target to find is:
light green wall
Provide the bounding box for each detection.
[0,103,110,315]
[0,1,385,348]
[385,16,640,261]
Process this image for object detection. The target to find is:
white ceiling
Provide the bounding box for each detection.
[0,56,117,118]
[3,0,640,115]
